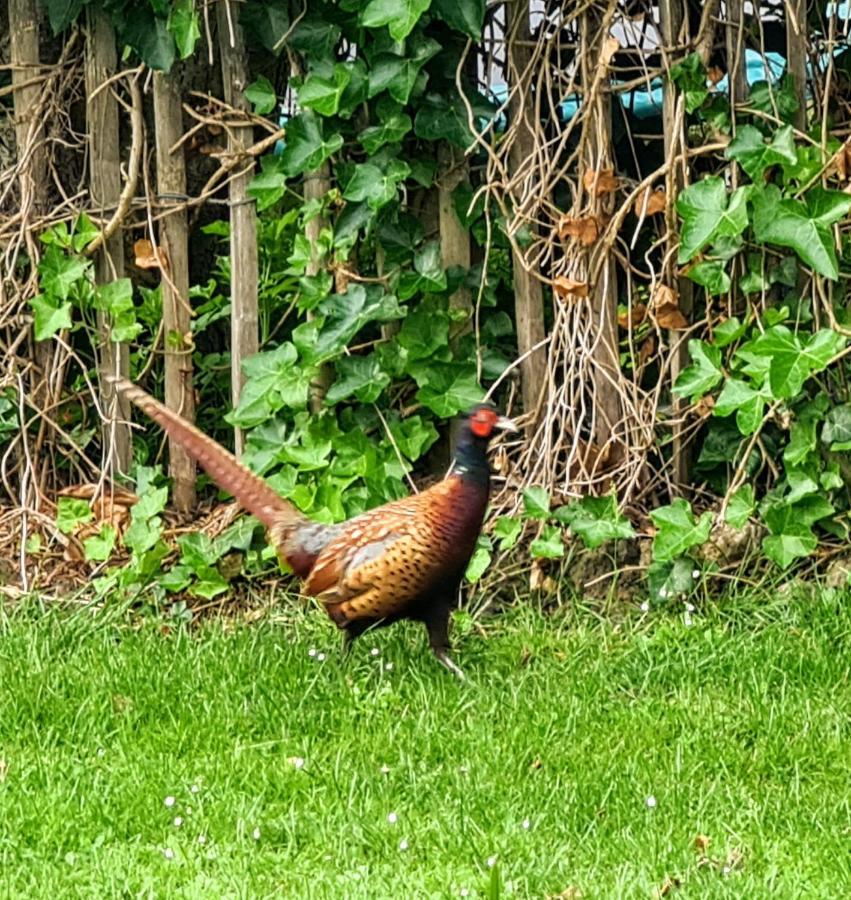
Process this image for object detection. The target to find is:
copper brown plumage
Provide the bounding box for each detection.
[107,375,515,677]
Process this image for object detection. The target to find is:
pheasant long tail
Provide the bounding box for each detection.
[105,376,304,532]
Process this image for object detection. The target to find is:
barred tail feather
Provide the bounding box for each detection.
[105,376,302,531]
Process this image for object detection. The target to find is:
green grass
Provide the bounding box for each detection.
[0,592,849,898]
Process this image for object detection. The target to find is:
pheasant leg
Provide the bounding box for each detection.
[425,605,466,681]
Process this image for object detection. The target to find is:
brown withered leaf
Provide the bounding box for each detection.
[634,188,667,217]
[654,875,682,898]
[638,336,656,367]
[557,215,599,245]
[600,36,620,66]
[553,276,590,301]
[618,303,647,329]
[707,66,724,85]
[547,889,582,900]
[835,141,851,181]
[693,834,711,853]
[653,284,688,329]
[582,168,619,196]
[133,238,168,271]
[695,395,715,417]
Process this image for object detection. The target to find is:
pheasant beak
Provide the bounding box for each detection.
[495,415,518,433]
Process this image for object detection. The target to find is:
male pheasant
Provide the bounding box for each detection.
[107,376,514,678]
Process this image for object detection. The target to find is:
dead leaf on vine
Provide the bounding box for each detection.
[653,284,688,329]
[600,36,620,66]
[582,168,619,196]
[634,188,667,217]
[618,303,647,329]
[554,276,590,301]
[638,336,656,366]
[133,239,168,271]
[695,394,716,417]
[834,141,851,181]
[707,66,725,85]
[557,215,599,245]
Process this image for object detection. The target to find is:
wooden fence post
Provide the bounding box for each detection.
[85,7,132,475]
[217,0,259,455]
[153,69,196,512]
[306,162,333,414]
[438,143,472,342]
[507,0,547,430]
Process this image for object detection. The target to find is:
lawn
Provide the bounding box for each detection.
[0,591,849,898]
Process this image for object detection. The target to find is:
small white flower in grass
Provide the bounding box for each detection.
[692,569,700,579]
[252,827,261,841]
[198,835,207,845]
[162,848,174,860]
[640,601,650,612]
[97,748,105,758]
[685,602,695,612]
[164,796,176,808]
[385,662,394,671]
[190,784,200,794]
[522,818,531,830]
[173,817,183,827]
[487,856,497,867]
[387,812,398,824]
[460,890,470,898]
[371,647,380,657]
[722,866,731,876]
[380,764,391,774]
[645,795,657,809]
[684,612,693,628]
[289,756,305,770]
[308,648,317,657]
[398,839,409,851]
[317,652,326,662]
[659,587,668,599]
[459,765,469,774]
[186,806,193,816]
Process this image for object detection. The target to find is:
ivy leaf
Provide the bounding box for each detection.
[56,497,93,534]
[762,529,817,569]
[465,535,492,583]
[751,325,844,399]
[713,378,765,435]
[554,494,635,549]
[31,295,73,341]
[387,416,439,461]
[822,403,851,448]
[83,524,117,562]
[493,516,522,551]
[431,0,485,38]
[806,187,851,227]
[522,486,550,519]
[414,91,494,148]
[714,316,747,348]
[647,558,696,604]
[245,76,276,115]
[279,111,344,178]
[297,63,352,117]
[672,340,723,399]
[122,6,176,72]
[240,0,290,54]
[38,245,90,300]
[725,484,755,529]
[413,362,483,417]
[685,260,730,295]
[45,0,84,33]
[738,253,770,295]
[398,240,448,298]
[725,124,797,180]
[228,344,314,427]
[359,112,413,155]
[94,278,142,343]
[649,498,712,563]
[669,53,708,113]
[530,524,564,559]
[362,0,431,41]
[676,178,749,263]
[751,184,847,280]
[178,532,223,569]
[343,160,411,211]
[72,212,100,252]
[167,0,201,59]
[326,355,391,405]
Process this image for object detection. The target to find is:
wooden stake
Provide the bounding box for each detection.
[438,142,472,341]
[153,70,196,512]
[507,1,547,430]
[306,163,333,413]
[84,6,132,475]
[217,0,259,455]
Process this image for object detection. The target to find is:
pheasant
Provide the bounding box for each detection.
[107,376,515,678]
